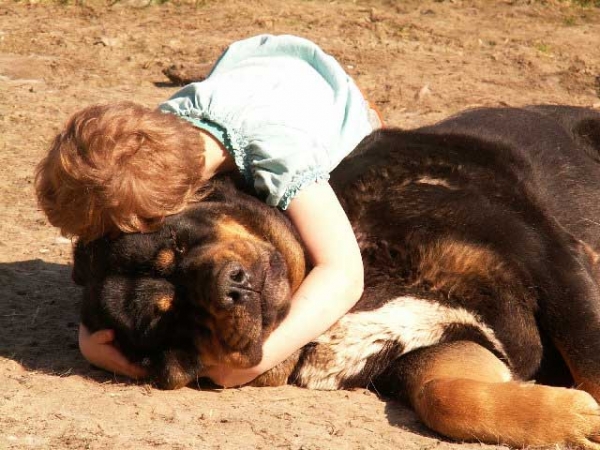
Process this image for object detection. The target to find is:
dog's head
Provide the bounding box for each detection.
[74,178,307,388]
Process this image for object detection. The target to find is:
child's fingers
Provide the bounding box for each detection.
[106,348,148,379]
[203,364,260,388]
[78,323,114,345]
[78,324,147,379]
[89,328,116,344]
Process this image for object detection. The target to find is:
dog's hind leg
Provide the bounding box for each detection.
[382,341,600,449]
[537,238,600,404]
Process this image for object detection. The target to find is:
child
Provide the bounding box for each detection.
[36,34,382,386]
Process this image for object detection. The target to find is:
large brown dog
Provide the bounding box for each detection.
[74,105,600,449]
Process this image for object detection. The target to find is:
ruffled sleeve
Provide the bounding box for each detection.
[245,126,333,209]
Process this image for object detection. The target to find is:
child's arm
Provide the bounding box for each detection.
[204,179,364,387]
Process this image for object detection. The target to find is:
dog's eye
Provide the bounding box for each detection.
[155,248,176,274]
[141,357,152,367]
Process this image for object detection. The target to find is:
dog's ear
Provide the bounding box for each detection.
[72,238,110,286]
[72,240,91,285]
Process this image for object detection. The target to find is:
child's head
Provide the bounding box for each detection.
[35,102,206,242]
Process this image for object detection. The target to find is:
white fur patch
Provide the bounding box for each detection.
[415,176,457,189]
[295,296,507,390]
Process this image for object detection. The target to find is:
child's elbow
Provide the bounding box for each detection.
[345,260,364,301]
[351,274,365,300]
[345,281,364,307]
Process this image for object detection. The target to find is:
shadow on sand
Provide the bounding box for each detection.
[0,259,121,382]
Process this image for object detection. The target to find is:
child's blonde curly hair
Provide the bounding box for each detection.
[35,102,206,242]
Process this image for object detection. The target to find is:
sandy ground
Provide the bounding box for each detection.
[1,0,599,448]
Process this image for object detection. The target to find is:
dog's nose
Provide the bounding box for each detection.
[216,261,254,308]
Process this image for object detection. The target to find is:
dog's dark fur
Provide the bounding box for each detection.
[74,105,600,448]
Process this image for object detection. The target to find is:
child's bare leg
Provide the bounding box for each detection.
[162,62,214,85]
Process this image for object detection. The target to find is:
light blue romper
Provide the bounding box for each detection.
[159,34,376,209]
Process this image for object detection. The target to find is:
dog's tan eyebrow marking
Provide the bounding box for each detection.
[155,248,176,272]
[216,216,260,242]
[155,294,174,312]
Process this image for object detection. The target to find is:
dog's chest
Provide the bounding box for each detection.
[292,296,506,390]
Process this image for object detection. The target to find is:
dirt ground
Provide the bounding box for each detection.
[1,0,599,449]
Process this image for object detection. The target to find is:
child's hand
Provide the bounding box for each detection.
[203,363,265,388]
[78,324,148,379]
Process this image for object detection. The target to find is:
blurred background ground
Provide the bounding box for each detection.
[0,0,599,448]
